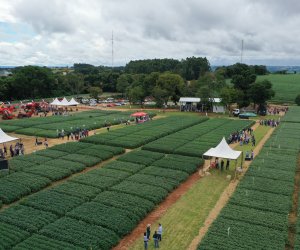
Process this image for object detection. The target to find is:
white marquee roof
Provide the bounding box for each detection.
[203,137,242,160]
[179,97,222,103]
[68,98,79,105]
[0,129,19,144]
[50,98,61,105]
[59,97,70,106]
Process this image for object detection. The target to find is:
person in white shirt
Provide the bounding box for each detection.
[144,232,148,250]
[157,223,163,241]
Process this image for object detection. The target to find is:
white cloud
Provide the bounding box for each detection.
[0,0,299,66]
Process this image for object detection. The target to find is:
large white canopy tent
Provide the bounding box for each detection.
[203,137,243,176]
[0,129,19,144]
[203,137,242,160]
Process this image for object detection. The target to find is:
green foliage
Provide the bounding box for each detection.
[35,149,69,158]
[40,217,120,249]
[0,222,30,249]
[0,180,30,203]
[103,161,146,173]
[60,154,102,167]
[88,86,102,99]
[111,181,169,203]
[88,168,131,180]
[1,110,133,138]
[256,74,300,103]
[51,182,101,201]
[45,159,86,173]
[0,205,58,233]
[23,164,72,181]
[68,202,138,236]
[21,190,85,216]
[13,234,83,250]
[93,191,155,219]
[249,79,275,106]
[117,150,164,165]
[140,166,188,182]
[199,111,300,249]
[282,106,300,122]
[70,173,120,189]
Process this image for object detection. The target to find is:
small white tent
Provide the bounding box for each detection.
[0,129,18,144]
[50,98,61,105]
[203,137,242,160]
[68,98,79,106]
[59,97,70,106]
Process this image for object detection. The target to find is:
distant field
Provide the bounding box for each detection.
[256,74,300,104]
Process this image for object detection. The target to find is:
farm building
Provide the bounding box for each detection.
[179,97,225,113]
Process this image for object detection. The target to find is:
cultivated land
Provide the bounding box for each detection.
[0,111,255,249]
[256,74,300,104]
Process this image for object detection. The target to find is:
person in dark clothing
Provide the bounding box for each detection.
[9,145,14,157]
[221,159,224,171]
[153,231,159,248]
[146,224,151,240]
[143,232,148,250]
[226,160,230,170]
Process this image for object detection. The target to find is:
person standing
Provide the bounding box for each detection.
[146,224,151,240]
[9,144,14,157]
[251,149,254,160]
[143,232,149,250]
[157,223,163,241]
[3,144,7,156]
[226,160,230,170]
[153,231,159,248]
[221,159,224,171]
[44,138,48,148]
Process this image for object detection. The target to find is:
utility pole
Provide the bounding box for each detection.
[111,30,114,70]
[240,39,244,63]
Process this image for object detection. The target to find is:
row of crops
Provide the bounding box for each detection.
[81,116,209,148]
[142,119,254,157]
[0,142,124,206]
[0,149,204,249]
[0,110,140,138]
[0,116,206,206]
[198,109,300,249]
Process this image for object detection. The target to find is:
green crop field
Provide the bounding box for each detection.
[0,115,256,249]
[256,74,300,104]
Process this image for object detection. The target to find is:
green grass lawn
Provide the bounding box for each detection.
[256,74,300,104]
[129,172,231,250]
[129,124,271,250]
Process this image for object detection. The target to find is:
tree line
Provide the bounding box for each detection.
[0,59,274,112]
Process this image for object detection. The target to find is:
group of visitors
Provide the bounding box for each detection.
[57,128,90,140]
[212,158,231,171]
[1,142,25,158]
[259,119,280,127]
[144,223,163,249]
[267,106,288,115]
[228,128,255,146]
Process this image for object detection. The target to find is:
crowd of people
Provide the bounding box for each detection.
[267,106,288,115]
[259,119,280,127]
[227,127,256,146]
[0,141,25,159]
[144,223,163,249]
[57,128,90,140]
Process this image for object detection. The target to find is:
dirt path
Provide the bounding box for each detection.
[112,171,202,250]
[113,121,263,250]
[285,154,300,250]
[187,126,275,250]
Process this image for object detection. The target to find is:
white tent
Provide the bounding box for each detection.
[0,129,18,144]
[68,98,79,106]
[203,137,242,160]
[59,97,70,106]
[50,98,61,105]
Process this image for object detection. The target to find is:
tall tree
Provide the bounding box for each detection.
[249,80,275,110]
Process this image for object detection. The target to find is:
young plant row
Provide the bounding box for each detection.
[143,119,254,157]
[0,149,203,249]
[1,110,138,138]
[199,112,300,249]
[81,116,208,148]
[0,142,125,205]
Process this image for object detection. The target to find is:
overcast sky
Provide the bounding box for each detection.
[0,0,299,66]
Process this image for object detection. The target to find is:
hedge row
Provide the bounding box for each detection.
[199,109,300,249]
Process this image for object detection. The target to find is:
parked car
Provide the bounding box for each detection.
[232,109,240,116]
